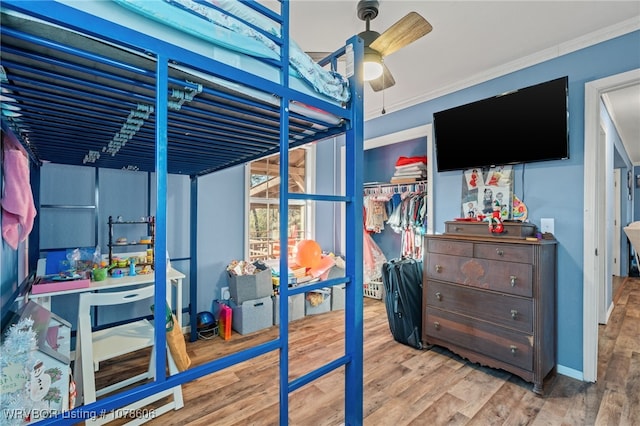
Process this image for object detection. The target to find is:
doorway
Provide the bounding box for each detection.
[583,68,640,383]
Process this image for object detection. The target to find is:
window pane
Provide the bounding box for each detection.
[248,148,307,261]
[249,203,305,260]
[288,148,306,194]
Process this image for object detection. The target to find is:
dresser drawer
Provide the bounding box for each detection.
[425,309,533,371]
[425,253,533,297]
[474,243,534,263]
[425,281,533,333]
[427,239,473,257]
[445,221,536,238]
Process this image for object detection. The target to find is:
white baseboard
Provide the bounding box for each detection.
[556,364,584,381]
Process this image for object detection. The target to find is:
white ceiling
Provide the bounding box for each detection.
[286,1,640,164]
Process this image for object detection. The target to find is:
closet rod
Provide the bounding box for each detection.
[363,180,427,195]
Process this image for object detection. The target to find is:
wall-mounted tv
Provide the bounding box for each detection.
[433,76,569,172]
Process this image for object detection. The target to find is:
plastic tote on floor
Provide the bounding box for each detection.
[272,293,305,325]
[229,296,272,335]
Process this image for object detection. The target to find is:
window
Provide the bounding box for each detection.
[247,147,314,261]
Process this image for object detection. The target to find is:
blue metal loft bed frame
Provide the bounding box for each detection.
[0,1,364,424]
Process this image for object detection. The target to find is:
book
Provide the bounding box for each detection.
[390,176,426,184]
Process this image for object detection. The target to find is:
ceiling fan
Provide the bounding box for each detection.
[310,0,432,92]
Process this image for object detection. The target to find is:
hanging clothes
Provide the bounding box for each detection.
[363,230,387,283]
[363,182,427,260]
[364,194,390,233]
[387,191,427,259]
[1,134,37,250]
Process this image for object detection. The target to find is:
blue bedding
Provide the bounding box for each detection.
[113,0,351,103]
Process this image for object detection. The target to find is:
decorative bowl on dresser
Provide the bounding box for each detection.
[422,230,557,395]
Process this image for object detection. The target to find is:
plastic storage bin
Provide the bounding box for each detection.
[331,284,346,311]
[272,293,305,325]
[230,296,272,335]
[228,268,272,304]
[305,289,331,315]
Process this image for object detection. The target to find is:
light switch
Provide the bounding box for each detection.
[541,218,555,234]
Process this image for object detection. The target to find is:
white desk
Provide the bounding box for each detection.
[29,267,185,318]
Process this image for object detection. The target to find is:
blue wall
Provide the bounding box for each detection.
[197,165,245,312]
[361,31,640,373]
[315,138,342,254]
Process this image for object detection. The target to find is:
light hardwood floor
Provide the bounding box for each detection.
[97,277,640,425]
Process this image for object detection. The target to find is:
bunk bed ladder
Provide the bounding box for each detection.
[275,12,366,426]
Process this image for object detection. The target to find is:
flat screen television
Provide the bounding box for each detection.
[433,76,569,172]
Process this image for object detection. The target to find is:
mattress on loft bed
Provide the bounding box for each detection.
[0,7,344,134]
[110,0,351,104]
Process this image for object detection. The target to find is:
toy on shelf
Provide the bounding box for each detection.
[489,199,504,234]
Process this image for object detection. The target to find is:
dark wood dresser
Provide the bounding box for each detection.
[422,232,557,395]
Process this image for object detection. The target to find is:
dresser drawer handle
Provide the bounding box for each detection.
[434,321,440,330]
[435,264,442,273]
[435,292,442,301]
[510,345,517,355]
[510,275,517,287]
[496,248,504,256]
[511,309,518,320]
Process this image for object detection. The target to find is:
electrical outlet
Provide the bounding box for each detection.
[540,218,555,234]
[221,286,230,300]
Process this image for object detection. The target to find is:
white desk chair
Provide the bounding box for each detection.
[74,285,184,425]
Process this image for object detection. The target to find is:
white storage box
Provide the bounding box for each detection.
[230,296,272,335]
[305,288,331,315]
[272,293,305,325]
[228,268,272,304]
[331,284,346,311]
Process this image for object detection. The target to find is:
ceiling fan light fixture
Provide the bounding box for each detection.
[363,49,383,81]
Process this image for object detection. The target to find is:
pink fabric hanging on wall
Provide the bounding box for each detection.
[1,133,37,250]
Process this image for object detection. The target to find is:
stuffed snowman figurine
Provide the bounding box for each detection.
[29,360,51,402]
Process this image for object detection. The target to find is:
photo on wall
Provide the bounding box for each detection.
[461,165,513,220]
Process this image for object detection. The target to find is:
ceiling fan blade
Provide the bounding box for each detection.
[369,12,433,57]
[369,63,395,92]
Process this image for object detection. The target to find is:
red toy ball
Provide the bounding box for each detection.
[295,240,322,268]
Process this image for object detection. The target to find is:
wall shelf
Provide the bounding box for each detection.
[108,216,155,269]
